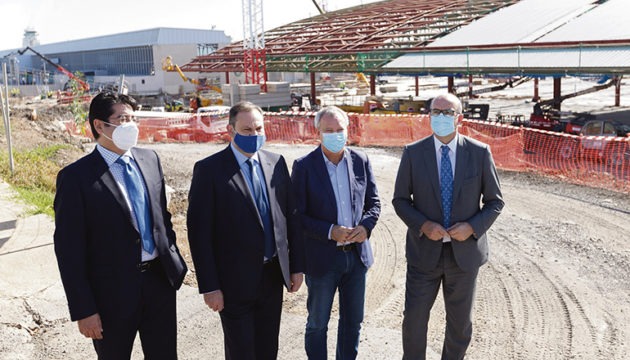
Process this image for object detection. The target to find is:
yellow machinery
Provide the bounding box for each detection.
[162,56,223,107]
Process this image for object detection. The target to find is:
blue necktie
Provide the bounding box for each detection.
[440,145,454,228]
[247,158,275,259]
[116,156,155,254]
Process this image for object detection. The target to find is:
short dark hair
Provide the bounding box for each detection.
[88,91,138,139]
[228,101,263,128]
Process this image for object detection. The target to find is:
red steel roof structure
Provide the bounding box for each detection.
[180,0,519,74]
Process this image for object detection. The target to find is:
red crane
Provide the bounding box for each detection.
[18,46,90,93]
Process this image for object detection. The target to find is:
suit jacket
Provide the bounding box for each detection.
[186,146,304,302]
[54,147,187,322]
[392,135,504,272]
[291,146,381,277]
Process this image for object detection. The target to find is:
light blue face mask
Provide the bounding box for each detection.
[430,114,456,137]
[321,131,347,153]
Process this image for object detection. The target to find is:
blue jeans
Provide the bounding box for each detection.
[305,249,367,360]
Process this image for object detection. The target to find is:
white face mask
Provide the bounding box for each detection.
[102,121,139,151]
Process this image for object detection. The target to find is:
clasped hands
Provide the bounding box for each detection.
[420,220,474,241]
[331,224,367,244]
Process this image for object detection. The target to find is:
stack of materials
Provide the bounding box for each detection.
[222,82,291,109]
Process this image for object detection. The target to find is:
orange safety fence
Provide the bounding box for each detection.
[62,111,630,193]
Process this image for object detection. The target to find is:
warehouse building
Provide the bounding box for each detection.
[0,27,231,96]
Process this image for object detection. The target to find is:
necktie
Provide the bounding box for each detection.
[440,145,454,228]
[116,156,155,254]
[247,158,276,259]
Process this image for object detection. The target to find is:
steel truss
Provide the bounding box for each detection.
[181,0,519,74]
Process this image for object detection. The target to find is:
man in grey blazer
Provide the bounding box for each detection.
[393,93,504,360]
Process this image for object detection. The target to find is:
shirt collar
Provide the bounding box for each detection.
[96,144,133,167]
[320,146,348,167]
[230,142,260,166]
[433,133,458,154]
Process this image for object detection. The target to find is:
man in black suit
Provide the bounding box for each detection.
[187,101,304,360]
[393,93,504,360]
[53,92,188,359]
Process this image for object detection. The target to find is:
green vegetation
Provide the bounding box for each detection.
[0,144,67,217]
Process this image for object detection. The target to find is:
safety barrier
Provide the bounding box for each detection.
[63,111,630,193]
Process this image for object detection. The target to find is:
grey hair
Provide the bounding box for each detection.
[314,106,349,129]
[431,93,463,114]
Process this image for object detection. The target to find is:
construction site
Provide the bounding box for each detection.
[0,0,629,359]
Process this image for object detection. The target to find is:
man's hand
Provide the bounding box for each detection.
[289,273,304,293]
[331,225,353,243]
[77,313,103,339]
[420,220,449,241]
[203,290,224,312]
[347,225,368,243]
[447,222,474,241]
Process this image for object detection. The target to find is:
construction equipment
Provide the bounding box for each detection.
[162,56,222,108]
[529,76,618,131]
[18,46,90,94]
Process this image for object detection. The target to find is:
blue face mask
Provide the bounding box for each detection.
[430,114,456,137]
[234,133,266,154]
[321,131,347,153]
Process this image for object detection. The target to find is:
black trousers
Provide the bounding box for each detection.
[93,261,178,360]
[219,258,285,360]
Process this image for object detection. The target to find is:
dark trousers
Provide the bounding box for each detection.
[220,257,284,360]
[304,249,367,360]
[402,242,479,360]
[93,261,177,360]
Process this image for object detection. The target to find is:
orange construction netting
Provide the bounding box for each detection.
[64,111,630,193]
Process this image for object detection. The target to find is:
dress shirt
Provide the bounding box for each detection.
[97,144,157,261]
[229,143,275,259]
[322,149,361,244]
[433,134,458,242]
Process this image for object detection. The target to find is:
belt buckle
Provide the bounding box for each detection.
[339,243,353,251]
[137,261,151,272]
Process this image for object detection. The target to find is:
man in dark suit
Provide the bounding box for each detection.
[54,92,188,359]
[393,93,504,360]
[291,106,381,360]
[187,101,304,360]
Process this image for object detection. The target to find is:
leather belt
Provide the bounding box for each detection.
[137,257,160,272]
[337,243,357,251]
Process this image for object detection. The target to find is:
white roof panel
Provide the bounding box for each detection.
[537,0,630,42]
[429,0,596,47]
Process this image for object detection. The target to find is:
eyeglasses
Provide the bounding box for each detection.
[107,114,137,124]
[430,108,457,116]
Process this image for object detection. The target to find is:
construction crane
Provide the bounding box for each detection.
[242,0,267,91]
[17,46,89,93]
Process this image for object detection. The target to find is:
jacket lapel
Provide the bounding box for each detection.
[452,135,468,204]
[313,146,338,215]
[423,137,442,212]
[226,147,264,227]
[346,150,359,226]
[90,149,139,232]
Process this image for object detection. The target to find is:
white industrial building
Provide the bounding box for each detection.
[0,27,232,96]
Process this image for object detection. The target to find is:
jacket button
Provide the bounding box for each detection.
[136,238,141,244]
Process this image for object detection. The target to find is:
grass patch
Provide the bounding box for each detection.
[0,144,68,216]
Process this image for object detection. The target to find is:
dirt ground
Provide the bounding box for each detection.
[2,99,629,359]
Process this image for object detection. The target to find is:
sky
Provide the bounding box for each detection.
[0,0,381,50]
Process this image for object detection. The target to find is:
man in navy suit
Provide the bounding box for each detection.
[187,101,304,360]
[54,92,188,359]
[393,93,504,359]
[291,106,381,360]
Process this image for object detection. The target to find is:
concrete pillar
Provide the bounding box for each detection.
[532,77,540,102]
[553,77,562,111]
[415,76,419,97]
[310,72,317,108]
[370,74,376,96]
[615,76,621,107]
